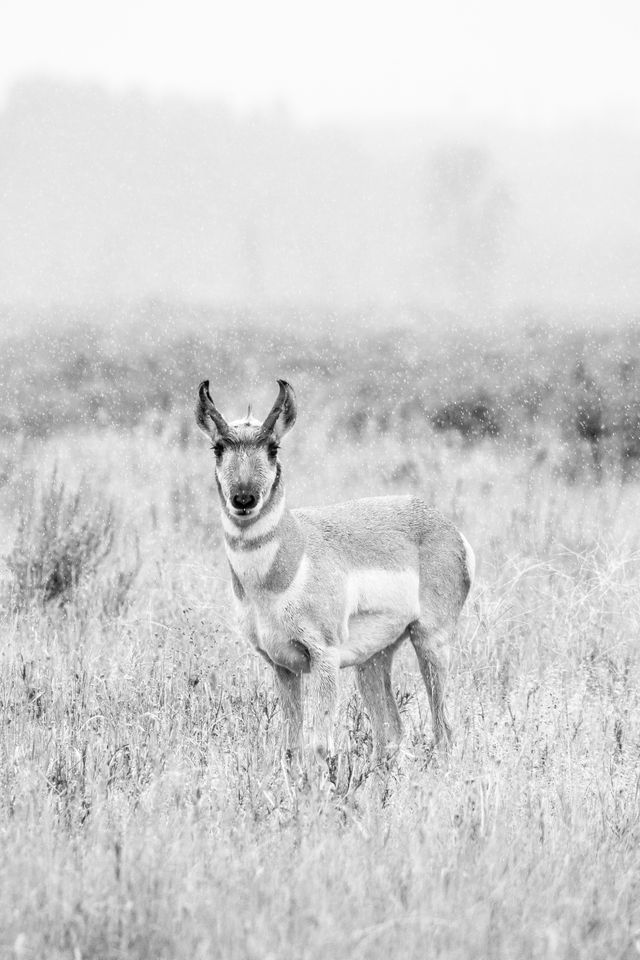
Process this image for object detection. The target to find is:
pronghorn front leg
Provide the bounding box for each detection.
[273,666,303,761]
[304,638,340,763]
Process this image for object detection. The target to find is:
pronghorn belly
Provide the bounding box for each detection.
[341,612,412,668]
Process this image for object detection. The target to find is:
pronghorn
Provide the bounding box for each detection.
[196,378,474,761]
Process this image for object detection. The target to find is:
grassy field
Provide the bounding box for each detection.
[1,315,640,958]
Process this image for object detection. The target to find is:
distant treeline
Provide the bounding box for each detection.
[1,78,639,311]
[2,304,640,480]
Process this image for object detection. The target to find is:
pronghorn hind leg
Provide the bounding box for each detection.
[409,619,453,750]
[273,666,303,761]
[355,639,405,759]
[381,646,404,747]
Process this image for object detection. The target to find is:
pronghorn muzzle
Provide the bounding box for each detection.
[230,489,258,514]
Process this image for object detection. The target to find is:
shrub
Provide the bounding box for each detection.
[431,391,502,441]
[5,470,138,610]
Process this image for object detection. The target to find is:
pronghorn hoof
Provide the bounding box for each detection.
[325,753,339,785]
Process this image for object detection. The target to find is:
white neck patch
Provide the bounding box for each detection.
[220,495,285,542]
[225,537,280,584]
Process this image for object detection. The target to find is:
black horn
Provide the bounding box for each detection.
[195,380,232,439]
[259,379,297,441]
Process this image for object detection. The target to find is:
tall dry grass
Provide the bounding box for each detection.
[1,412,639,959]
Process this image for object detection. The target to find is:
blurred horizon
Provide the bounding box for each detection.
[1,75,639,319]
[2,0,639,321]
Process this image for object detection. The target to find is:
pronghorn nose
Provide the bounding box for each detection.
[232,491,257,511]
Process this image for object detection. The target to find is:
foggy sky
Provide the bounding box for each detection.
[4,0,640,124]
[2,2,639,315]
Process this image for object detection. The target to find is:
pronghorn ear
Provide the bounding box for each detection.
[195,380,232,441]
[259,379,297,441]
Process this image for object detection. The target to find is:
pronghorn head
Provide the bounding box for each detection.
[195,379,297,523]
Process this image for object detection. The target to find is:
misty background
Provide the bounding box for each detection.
[1,78,639,316]
[1,1,639,320]
[1,0,640,478]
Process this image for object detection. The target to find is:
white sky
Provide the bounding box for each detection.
[2,0,640,123]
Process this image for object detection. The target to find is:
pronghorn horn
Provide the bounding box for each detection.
[259,379,297,440]
[246,404,253,420]
[196,380,232,438]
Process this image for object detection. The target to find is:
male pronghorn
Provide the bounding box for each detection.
[196,379,474,761]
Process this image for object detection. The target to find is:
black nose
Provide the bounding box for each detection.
[231,491,257,511]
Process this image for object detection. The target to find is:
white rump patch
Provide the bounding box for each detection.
[459,533,476,585]
[345,568,420,620]
[226,538,279,583]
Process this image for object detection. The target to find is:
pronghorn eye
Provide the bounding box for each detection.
[267,442,279,460]
[212,442,225,459]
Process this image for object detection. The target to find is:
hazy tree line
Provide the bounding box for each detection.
[0,79,638,314]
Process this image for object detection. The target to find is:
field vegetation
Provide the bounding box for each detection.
[1,310,640,958]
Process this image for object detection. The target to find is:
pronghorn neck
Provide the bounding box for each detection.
[220,467,305,594]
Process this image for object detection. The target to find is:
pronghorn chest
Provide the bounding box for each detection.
[226,538,310,672]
